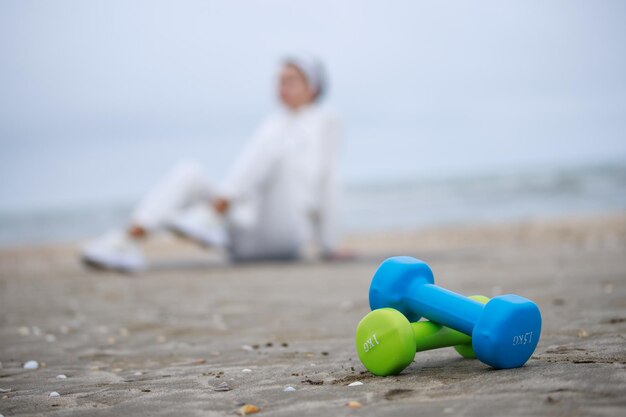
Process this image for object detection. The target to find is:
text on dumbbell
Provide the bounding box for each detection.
[363,334,380,352]
[512,332,533,346]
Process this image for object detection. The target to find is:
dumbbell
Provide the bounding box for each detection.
[369,256,542,369]
[356,295,489,376]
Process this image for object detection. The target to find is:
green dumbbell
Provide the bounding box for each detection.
[356,295,489,376]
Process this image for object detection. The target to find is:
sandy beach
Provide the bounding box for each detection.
[1,214,625,416]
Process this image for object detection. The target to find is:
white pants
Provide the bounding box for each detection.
[131,160,304,261]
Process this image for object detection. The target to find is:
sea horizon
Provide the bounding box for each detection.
[1,159,624,248]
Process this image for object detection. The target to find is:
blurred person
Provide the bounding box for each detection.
[81,54,344,271]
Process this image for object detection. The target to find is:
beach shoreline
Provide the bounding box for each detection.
[1,213,625,416]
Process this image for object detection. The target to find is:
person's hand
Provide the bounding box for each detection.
[212,198,230,215]
[127,224,147,239]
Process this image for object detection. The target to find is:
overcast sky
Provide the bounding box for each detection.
[1,0,625,211]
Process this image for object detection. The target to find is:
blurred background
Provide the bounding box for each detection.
[1,0,625,246]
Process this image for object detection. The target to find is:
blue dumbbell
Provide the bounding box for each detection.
[369,256,542,369]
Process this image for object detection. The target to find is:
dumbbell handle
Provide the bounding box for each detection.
[412,321,471,351]
[408,283,484,335]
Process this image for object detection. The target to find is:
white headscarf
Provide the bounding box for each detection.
[283,53,326,100]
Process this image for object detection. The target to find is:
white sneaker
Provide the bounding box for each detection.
[81,230,146,272]
[167,204,229,248]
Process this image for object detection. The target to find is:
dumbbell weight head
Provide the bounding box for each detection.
[369,256,434,323]
[471,294,542,369]
[356,308,415,376]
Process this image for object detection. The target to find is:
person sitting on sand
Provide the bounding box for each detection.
[82,54,344,271]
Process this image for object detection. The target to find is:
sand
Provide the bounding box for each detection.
[1,214,625,416]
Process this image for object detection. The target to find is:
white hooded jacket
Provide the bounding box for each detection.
[219,104,341,259]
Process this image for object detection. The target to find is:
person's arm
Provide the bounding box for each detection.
[217,117,282,205]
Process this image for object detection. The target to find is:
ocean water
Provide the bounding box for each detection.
[342,162,626,232]
[0,162,624,247]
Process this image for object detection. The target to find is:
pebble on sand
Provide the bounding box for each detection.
[49,391,61,397]
[213,381,231,392]
[56,374,67,379]
[283,386,296,392]
[237,404,260,415]
[23,360,39,370]
[348,381,364,387]
[578,328,589,338]
[347,401,363,409]
[240,345,254,352]
[241,368,252,373]
[134,371,143,376]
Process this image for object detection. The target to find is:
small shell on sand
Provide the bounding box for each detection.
[56,374,67,379]
[283,386,296,392]
[213,381,231,392]
[348,381,363,387]
[213,382,232,391]
[134,371,143,376]
[347,401,363,408]
[23,360,39,370]
[240,345,254,352]
[241,368,252,373]
[237,404,260,415]
[578,328,589,338]
[49,391,60,397]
